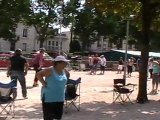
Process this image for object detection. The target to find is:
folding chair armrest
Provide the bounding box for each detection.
[127,83,137,86]
[126,83,137,86]
[114,84,123,87]
[125,83,137,90]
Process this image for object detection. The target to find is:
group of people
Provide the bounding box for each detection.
[88,54,137,76]
[117,57,136,77]
[6,48,70,120]
[88,54,107,75]
[117,56,160,95]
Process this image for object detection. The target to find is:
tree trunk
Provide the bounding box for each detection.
[81,36,88,52]
[69,40,74,53]
[10,41,16,51]
[69,26,73,53]
[137,1,152,103]
[39,37,44,48]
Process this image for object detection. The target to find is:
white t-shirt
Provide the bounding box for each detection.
[148,61,153,69]
[88,57,93,66]
[100,57,106,66]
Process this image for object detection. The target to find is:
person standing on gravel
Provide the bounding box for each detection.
[32,48,45,87]
[7,49,29,99]
[37,55,69,120]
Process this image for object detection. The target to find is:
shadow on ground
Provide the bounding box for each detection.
[12,103,42,120]
[4,100,160,120]
[63,100,160,120]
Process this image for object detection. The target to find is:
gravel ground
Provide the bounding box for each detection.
[0,70,160,120]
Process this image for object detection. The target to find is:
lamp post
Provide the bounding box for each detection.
[101,36,104,53]
[123,15,134,80]
[57,0,64,55]
[58,16,63,55]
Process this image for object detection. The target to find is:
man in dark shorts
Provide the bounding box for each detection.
[99,55,106,75]
[7,49,29,99]
[92,54,100,75]
[117,57,124,74]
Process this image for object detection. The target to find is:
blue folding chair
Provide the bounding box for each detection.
[0,79,17,119]
[65,77,81,112]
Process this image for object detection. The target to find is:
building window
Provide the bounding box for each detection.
[48,41,51,46]
[22,43,27,51]
[56,41,58,46]
[23,28,28,37]
[52,41,55,46]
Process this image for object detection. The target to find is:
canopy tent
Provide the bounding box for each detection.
[112,50,160,58]
[103,50,160,61]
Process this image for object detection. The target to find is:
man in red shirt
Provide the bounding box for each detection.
[32,48,45,87]
[92,54,100,75]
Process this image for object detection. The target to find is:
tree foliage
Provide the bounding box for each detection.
[0,0,30,50]
[73,5,96,50]
[69,39,81,53]
[26,0,62,48]
[86,0,160,103]
[65,0,141,50]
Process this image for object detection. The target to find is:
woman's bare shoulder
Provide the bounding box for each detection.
[39,67,53,76]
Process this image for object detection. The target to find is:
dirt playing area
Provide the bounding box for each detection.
[0,70,160,120]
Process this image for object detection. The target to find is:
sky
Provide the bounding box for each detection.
[60,27,70,32]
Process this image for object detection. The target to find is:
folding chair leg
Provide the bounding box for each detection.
[0,101,15,119]
[113,91,118,103]
[113,94,120,103]
[65,101,69,113]
[0,104,10,114]
[70,101,79,111]
[113,93,122,103]
[78,96,80,111]
[10,101,15,118]
[113,93,126,104]
[65,100,80,112]
[123,94,133,104]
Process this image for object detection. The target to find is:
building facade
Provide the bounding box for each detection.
[0,23,39,52]
[0,23,135,53]
[44,32,70,53]
[0,23,70,53]
[89,36,136,52]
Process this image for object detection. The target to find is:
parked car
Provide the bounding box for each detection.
[0,52,14,68]
[0,51,14,55]
[0,56,9,67]
[23,52,54,68]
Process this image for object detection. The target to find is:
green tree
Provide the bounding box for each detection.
[0,0,30,50]
[95,13,126,49]
[70,39,81,53]
[150,32,160,51]
[149,19,160,51]
[62,0,81,52]
[87,0,160,103]
[73,5,96,51]
[26,0,61,48]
